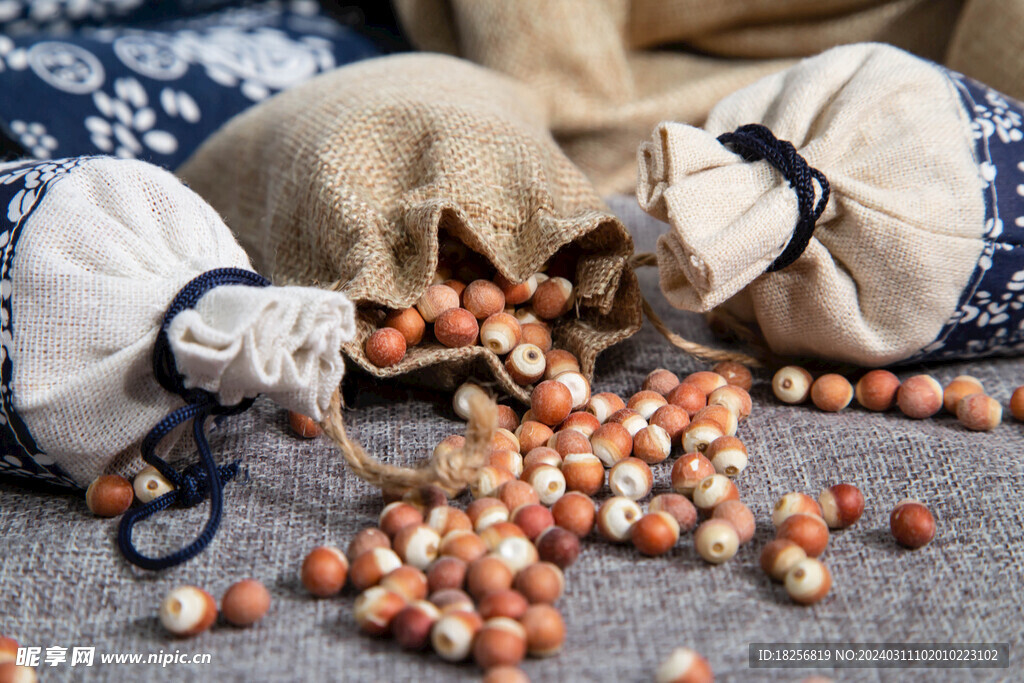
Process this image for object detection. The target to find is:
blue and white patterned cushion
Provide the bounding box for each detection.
[0,0,151,36]
[912,72,1024,362]
[0,156,83,489]
[0,1,382,168]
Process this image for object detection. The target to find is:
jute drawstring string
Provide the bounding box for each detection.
[321,386,497,496]
[628,254,764,368]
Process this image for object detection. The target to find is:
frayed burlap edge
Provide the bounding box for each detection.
[338,202,644,404]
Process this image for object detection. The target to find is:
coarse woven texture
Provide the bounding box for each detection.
[177,52,642,405]
[393,0,966,194]
[1,195,1021,681]
[638,43,987,368]
[946,0,1024,103]
[3,156,355,490]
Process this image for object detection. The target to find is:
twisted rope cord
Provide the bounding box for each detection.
[717,123,830,273]
[117,268,269,570]
[321,387,497,496]
[628,253,764,367]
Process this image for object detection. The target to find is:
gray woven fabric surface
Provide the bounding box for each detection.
[1,194,1022,682]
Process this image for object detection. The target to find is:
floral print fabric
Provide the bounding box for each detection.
[0,1,381,168]
[0,157,82,488]
[914,72,1024,361]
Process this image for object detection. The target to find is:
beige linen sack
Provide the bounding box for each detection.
[394,0,964,195]
[178,52,642,405]
[0,156,354,491]
[638,43,1024,366]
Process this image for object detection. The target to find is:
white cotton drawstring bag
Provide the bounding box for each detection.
[0,155,356,569]
[638,43,1024,366]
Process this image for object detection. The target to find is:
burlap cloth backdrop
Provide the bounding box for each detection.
[393,0,1022,196]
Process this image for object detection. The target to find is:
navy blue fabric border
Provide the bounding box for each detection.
[0,157,84,489]
[913,72,1024,362]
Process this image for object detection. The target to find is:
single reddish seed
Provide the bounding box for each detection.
[521,322,552,351]
[532,277,575,319]
[630,512,680,556]
[956,393,1001,431]
[890,500,935,549]
[535,526,580,569]
[810,374,853,412]
[713,361,752,390]
[347,528,391,562]
[383,307,426,346]
[392,600,442,650]
[434,307,479,348]
[642,368,681,396]
[463,280,506,319]
[288,411,322,438]
[682,371,727,396]
[818,484,865,529]
[666,382,706,417]
[380,565,428,602]
[517,422,555,454]
[509,503,554,541]
[543,349,580,380]
[473,617,528,669]
[896,375,943,419]
[772,492,823,527]
[416,284,460,322]
[85,474,134,517]
[855,369,900,411]
[221,579,271,627]
[426,556,467,593]
[477,589,529,621]
[649,404,690,445]
[495,405,520,433]
[514,562,564,604]
[365,327,406,367]
[670,453,715,498]
[480,312,522,354]
[1010,386,1024,421]
[519,604,566,657]
[531,381,574,426]
[776,513,829,557]
[551,491,596,537]
[549,429,592,457]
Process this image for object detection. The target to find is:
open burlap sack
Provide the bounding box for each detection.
[638,43,1024,366]
[394,0,965,195]
[178,53,643,407]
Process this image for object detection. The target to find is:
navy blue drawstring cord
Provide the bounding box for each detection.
[117,267,269,570]
[717,124,830,272]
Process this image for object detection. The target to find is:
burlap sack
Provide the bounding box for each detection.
[637,43,1024,366]
[0,156,355,490]
[946,0,1024,103]
[178,53,643,405]
[394,0,965,195]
